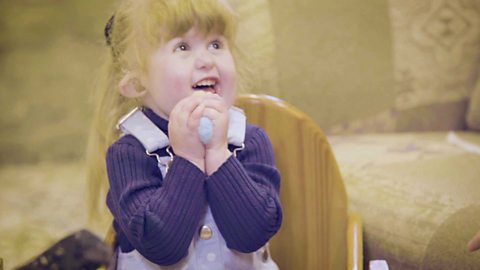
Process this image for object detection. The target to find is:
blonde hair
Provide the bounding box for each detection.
[86,0,242,234]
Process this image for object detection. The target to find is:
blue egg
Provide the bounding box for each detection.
[198,116,214,144]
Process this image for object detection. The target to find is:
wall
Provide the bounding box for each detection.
[269,0,396,131]
[2,0,480,163]
[0,0,278,164]
[0,1,116,164]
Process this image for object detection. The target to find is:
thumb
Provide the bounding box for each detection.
[467,230,480,252]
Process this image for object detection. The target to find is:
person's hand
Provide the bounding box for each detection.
[168,91,207,172]
[468,230,480,252]
[201,93,231,175]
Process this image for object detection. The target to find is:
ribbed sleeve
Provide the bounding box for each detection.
[106,136,207,265]
[206,126,283,252]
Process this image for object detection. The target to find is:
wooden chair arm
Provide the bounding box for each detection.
[348,212,363,270]
[104,225,116,248]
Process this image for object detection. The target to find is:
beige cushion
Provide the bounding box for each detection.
[421,205,480,270]
[466,81,480,131]
[330,132,480,269]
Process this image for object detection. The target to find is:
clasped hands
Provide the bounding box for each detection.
[168,91,232,175]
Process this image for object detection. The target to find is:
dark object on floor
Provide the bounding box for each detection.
[15,229,112,270]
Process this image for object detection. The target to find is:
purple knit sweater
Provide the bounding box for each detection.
[106,108,282,266]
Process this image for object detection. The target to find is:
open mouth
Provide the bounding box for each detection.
[192,78,218,94]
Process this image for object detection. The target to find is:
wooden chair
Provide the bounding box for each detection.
[235,94,363,270]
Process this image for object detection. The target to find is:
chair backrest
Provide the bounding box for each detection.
[235,94,348,270]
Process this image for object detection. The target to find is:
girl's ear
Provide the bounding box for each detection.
[119,73,147,98]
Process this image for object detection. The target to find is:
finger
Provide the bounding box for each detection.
[201,97,228,113]
[181,92,208,114]
[188,103,205,130]
[169,103,188,130]
[468,231,480,252]
[203,92,225,103]
[202,107,226,123]
[169,101,184,129]
[170,93,195,118]
[202,107,229,143]
[175,91,207,111]
[173,93,206,127]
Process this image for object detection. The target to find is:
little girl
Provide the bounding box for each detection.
[86,0,282,269]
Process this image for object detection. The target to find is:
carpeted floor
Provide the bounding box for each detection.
[0,162,88,270]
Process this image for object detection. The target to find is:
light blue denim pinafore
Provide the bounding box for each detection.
[115,107,278,270]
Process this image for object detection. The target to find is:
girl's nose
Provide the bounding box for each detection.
[194,51,214,70]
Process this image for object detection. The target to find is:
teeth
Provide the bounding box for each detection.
[194,79,216,88]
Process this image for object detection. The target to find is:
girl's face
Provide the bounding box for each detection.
[141,26,236,119]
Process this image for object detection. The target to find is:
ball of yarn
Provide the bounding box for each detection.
[198,116,214,144]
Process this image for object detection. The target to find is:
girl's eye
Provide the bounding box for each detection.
[174,43,189,52]
[209,40,223,50]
